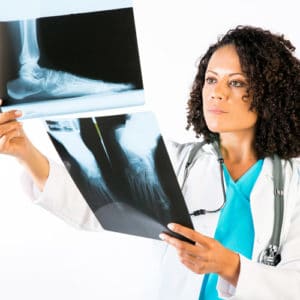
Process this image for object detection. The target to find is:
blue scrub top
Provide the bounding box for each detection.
[199,159,264,300]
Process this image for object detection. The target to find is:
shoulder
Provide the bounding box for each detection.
[261,157,300,193]
[289,157,300,170]
[165,140,194,164]
[282,157,300,181]
[164,139,216,175]
[285,158,300,191]
[263,157,300,178]
[277,158,300,221]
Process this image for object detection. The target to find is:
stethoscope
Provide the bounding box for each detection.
[181,141,283,266]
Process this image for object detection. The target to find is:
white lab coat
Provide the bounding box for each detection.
[22,141,300,299]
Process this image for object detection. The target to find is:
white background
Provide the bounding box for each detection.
[0,0,299,299]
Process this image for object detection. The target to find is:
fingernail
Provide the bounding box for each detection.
[167,223,175,230]
[15,110,22,117]
[159,234,165,240]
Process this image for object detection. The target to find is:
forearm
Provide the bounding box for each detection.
[19,145,49,191]
[0,107,50,190]
[22,158,102,231]
[218,256,300,299]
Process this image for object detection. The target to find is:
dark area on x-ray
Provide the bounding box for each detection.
[0,7,143,105]
[46,113,193,241]
[37,9,142,87]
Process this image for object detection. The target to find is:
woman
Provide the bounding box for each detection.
[0,26,299,299]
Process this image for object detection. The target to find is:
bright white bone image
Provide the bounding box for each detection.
[0,7,144,118]
[7,19,133,100]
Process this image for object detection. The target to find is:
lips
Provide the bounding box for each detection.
[207,108,228,114]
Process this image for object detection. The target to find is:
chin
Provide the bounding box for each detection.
[206,123,224,133]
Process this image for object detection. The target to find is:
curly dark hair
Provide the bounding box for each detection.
[187,25,300,159]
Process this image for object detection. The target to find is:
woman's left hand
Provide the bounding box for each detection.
[159,223,240,287]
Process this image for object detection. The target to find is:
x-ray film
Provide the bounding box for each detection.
[0,3,144,119]
[46,111,194,241]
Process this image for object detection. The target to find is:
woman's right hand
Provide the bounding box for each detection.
[0,99,50,191]
[0,107,25,158]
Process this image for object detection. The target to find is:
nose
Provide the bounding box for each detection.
[210,81,228,101]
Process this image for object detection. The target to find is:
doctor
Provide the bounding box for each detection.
[0,25,300,299]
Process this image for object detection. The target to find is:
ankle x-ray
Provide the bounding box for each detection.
[46,111,193,241]
[0,3,144,119]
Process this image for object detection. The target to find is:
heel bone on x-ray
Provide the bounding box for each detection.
[0,6,144,118]
[7,19,132,100]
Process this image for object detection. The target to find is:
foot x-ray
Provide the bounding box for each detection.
[0,4,144,118]
[46,112,193,241]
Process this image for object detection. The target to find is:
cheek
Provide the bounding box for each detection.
[202,88,210,108]
[202,84,210,97]
[247,111,258,126]
[233,105,258,126]
[202,92,209,121]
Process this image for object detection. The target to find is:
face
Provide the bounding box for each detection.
[202,45,257,135]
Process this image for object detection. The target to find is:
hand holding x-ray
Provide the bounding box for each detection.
[0,100,49,190]
[0,100,27,158]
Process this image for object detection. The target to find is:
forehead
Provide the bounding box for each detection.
[207,45,243,73]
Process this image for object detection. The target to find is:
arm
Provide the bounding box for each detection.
[159,223,240,286]
[160,222,300,299]
[227,168,300,299]
[22,158,102,231]
[160,159,300,299]
[0,102,49,190]
[0,102,101,231]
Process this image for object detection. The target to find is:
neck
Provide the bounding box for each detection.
[219,131,257,163]
[219,131,257,181]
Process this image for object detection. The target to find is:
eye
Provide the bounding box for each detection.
[229,80,246,87]
[205,77,217,84]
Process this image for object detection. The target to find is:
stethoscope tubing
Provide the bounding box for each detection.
[181,141,284,266]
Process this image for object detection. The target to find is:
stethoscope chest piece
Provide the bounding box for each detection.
[259,244,281,266]
[184,142,284,267]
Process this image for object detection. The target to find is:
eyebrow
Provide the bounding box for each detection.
[206,70,246,77]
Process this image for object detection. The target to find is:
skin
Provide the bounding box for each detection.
[160,45,259,287]
[0,99,49,190]
[203,45,258,180]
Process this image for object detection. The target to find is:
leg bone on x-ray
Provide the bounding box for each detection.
[7,19,133,100]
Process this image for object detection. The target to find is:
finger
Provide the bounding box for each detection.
[0,121,22,137]
[167,223,210,246]
[0,110,22,124]
[0,127,21,142]
[177,249,208,262]
[0,128,21,153]
[159,233,203,256]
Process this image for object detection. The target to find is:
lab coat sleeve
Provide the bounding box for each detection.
[217,255,300,299]
[21,159,102,232]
